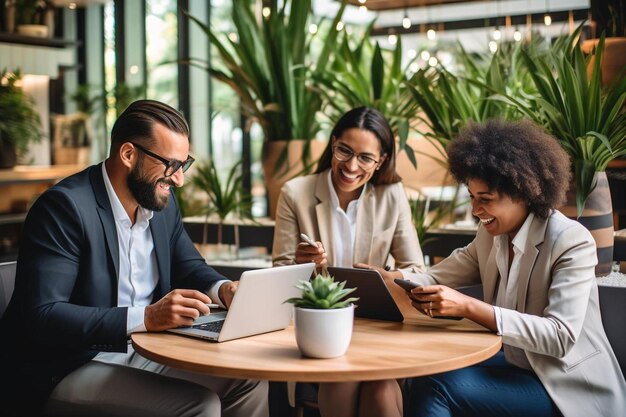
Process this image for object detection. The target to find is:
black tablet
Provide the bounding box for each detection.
[327,267,404,322]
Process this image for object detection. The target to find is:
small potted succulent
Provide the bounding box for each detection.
[285,274,358,358]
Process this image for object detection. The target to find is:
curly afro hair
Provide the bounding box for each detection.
[447,119,571,218]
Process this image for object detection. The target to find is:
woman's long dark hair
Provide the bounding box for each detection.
[315,107,401,185]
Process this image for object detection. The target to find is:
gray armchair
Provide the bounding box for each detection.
[0,261,16,318]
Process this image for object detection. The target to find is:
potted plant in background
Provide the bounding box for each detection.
[285,274,358,358]
[498,29,626,275]
[189,159,254,260]
[185,0,346,218]
[406,42,530,167]
[15,0,47,37]
[312,28,420,167]
[0,69,42,168]
[51,84,101,166]
[583,0,625,87]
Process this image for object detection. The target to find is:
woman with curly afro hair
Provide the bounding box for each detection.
[397,119,626,417]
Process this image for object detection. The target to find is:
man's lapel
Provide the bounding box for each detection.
[150,210,170,299]
[91,163,120,281]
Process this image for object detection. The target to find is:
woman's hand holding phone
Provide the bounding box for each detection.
[394,279,463,320]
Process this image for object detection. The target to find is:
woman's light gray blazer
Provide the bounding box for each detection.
[408,210,626,417]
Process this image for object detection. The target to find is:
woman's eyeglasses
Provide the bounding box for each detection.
[130,142,195,177]
[332,144,380,170]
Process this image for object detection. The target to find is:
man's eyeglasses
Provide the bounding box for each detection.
[130,142,195,177]
[332,144,381,171]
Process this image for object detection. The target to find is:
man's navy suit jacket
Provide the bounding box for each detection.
[0,163,224,410]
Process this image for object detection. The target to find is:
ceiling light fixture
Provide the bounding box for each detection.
[513,26,522,42]
[402,17,411,30]
[388,30,398,45]
[402,2,411,29]
[544,0,552,26]
[493,27,501,40]
[493,0,501,41]
[425,4,435,40]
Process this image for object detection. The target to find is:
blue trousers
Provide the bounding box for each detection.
[405,351,562,417]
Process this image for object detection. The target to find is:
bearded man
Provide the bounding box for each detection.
[0,100,268,417]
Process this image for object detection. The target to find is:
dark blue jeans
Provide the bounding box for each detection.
[405,351,562,417]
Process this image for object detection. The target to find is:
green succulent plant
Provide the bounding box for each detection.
[285,274,358,310]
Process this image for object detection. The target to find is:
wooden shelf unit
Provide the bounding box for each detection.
[0,164,86,261]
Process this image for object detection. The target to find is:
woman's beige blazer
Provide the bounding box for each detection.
[409,210,626,417]
[272,170,425,273]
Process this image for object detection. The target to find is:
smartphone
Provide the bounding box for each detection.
[394,278,419,292]
[393,279,463,320]
[300,233,318,247]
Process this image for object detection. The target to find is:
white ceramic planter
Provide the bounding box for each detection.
[294,305,354,358]
[17,24,48,38]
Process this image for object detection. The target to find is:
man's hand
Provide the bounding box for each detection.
[218,281,239,308]
[144,289,212,331]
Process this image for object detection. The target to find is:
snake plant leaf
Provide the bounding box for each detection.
[371,42,384,101]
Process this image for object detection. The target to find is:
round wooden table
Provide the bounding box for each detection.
[132,316,501,382]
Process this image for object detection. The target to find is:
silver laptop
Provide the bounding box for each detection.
[168,263,315,342]
[327,267,404,322]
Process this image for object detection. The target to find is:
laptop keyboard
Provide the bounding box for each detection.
[192,320,225,333]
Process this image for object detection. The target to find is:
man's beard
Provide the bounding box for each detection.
[127,161,174,211]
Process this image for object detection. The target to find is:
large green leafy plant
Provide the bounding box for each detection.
[285,274,358,309]
[497,30,626,215]
[313,28,420,166]
[189,159,254,246]
[186,0,345,152]
[405,42,529,166]
[0,69,42,162]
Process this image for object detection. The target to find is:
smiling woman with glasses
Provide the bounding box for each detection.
[130,142,195,177]
[272,107,426,417]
